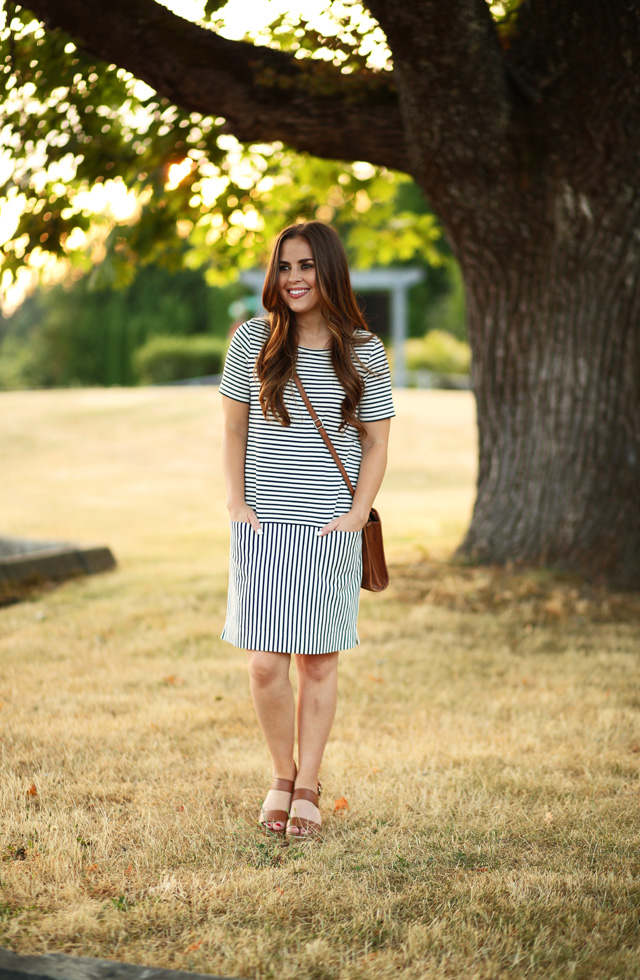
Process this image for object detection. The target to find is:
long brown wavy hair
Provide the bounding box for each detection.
[256,221,373,437]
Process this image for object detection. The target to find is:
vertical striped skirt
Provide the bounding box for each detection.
[221,521,362,654]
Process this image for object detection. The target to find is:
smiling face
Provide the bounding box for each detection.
[278,236,321,317]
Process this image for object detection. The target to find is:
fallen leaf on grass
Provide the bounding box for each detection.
[26,783,37,797]
[185,941,202,953]
[366,675,383,683]
[629,742,640,754]
[125,863,133,874]
[87,864,99,873]
[333,797,349,812]
[544,812,554,823]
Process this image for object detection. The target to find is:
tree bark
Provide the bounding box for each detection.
[458,194,640,587]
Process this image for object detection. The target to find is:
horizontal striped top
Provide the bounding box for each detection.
[219,317,395,526]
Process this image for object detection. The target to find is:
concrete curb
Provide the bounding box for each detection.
[0,545,116,585]
[0,536,116,605]
[0,948,235,980]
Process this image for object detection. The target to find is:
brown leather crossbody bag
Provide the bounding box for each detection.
[293,374,389,592]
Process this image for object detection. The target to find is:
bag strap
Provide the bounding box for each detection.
[293,373,356,497]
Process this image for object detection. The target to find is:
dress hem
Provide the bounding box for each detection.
[220,630,360,655]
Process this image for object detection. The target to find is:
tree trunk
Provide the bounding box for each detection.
[369,0,640,588]
[455,188,640,587]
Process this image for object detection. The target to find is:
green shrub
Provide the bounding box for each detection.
[405,338,428,372]
[405,329,471,375]
[0,335,39,389]
[133,334,227,384]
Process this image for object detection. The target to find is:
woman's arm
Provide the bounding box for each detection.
[318,417,391,535]
[221,395,262,533]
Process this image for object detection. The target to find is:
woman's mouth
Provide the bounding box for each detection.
[288,288,310,299]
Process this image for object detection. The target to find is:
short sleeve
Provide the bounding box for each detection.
[358,336,395,422]
[219,320,252,404]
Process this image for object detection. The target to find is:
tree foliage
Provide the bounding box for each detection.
[0,1,443,293]
[0,263,243,387]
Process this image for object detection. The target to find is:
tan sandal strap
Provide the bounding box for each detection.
[271,777,295,793]
[291,787,319,806]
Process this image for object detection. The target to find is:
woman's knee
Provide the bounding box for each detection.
[247,650,289,689]
[295,651,339,683]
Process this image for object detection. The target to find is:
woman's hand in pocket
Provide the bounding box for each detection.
[228,503,262,534]
[317,509,367,537]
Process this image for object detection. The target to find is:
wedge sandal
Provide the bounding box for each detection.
[285,785,322,839]
[259,773,296,836]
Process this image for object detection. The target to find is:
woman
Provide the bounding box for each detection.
[219,221,394,838]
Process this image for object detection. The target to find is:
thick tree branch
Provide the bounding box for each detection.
[21,0,409,172]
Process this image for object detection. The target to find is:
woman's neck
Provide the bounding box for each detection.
[295,311,332,349]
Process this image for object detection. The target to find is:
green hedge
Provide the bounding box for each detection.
[133,334,228,384]
[405,329,471,375]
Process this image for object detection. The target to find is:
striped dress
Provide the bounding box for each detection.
[219,317,394,655]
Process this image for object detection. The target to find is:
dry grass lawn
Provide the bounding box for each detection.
[1,387,639,980]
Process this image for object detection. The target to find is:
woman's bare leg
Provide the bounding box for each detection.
[289,650,339,833]
[246,649,296,829]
